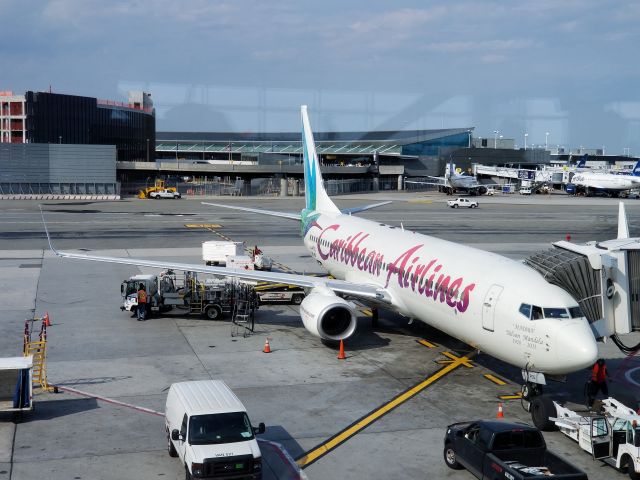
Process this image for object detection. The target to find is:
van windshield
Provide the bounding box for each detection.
[188,412,254,445]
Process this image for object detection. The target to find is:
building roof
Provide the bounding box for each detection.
[157,128,473,157]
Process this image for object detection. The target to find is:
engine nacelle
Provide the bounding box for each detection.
[299,290,357,342]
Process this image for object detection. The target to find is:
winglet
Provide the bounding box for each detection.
[39,206,60,255]
[618,202,630,239]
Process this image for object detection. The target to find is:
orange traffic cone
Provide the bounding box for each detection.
[263,338,271,353]
[497,402,504,418]
[337,340,346,360]
[43,312,51,327]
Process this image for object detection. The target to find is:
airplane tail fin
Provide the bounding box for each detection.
[632,160,640,177]
[445,162,454,179]
[577,154,587,168]
[302,106,340,214]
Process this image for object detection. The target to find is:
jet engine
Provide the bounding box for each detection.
[299,288,357,342]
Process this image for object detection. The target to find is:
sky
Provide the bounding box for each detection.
[2,0,640,153]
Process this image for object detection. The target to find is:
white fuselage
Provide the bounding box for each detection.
[572,172,640,191]
[449,175,481,190]
[304,212,597,375]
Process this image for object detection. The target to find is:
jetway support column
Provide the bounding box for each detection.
[280,178,288,197]
[292,179,300,196]
[243,178,251,196]
[398,175,404,191]
[373,177,379,192]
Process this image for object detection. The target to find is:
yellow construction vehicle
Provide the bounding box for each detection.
[138,179,179,199]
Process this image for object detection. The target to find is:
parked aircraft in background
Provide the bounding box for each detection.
[44,106,600,411]
[569,160,640,196]
[406,163,496,195]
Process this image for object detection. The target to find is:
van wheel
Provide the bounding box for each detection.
[292,294,304,305]
[204,305,222,320]
[167,432,178,457]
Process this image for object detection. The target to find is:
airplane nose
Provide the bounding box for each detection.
[555,321,598,374]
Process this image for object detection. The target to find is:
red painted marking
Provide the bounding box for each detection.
[56,385,164,417]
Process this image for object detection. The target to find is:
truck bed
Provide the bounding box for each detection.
[489,450,586,479]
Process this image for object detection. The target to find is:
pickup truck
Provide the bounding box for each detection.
[447,197,478,208]
[519,188,532,195]
[150,189,181,199]
[444,420,587,479]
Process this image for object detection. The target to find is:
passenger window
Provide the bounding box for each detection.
[532,306,543,320]
[519,304,532,319]
[466,427,481,445]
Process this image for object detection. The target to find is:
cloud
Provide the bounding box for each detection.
[424,39,535,54]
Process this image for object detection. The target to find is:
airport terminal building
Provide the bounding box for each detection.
[0,90,154,196]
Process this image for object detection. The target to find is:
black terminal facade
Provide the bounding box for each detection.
[25,91,155,162]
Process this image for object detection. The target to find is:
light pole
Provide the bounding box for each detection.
[58,136,62,144]
[545,132,549,150]
[493,130,499,148]
[146,138,149,162]
[524,133,528,150]
[467,130,471,148]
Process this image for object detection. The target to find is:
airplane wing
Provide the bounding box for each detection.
[405,178,446,187]
[202,200,392,218]
[41,212,390,304]
[201,202,301,220]
[341,201,392,215]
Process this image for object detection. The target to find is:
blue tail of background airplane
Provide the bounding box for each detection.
[576,154,587,168]
[632,160,640,177]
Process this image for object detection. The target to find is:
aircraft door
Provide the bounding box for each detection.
[482,284,503,332]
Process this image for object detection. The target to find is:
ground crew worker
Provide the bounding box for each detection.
[253,245,262,257]
[137,283,147,321]
[588,358,610,408]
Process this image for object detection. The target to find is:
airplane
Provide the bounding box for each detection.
[405,162,494,195]
[43,105,600,411]
[569,160,640,197]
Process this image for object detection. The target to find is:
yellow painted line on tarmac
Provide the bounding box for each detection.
[499,392,523,400]
[295,351,475,469]
[484,374,507,386]
[184,223,222,228]
[417,339,438,349]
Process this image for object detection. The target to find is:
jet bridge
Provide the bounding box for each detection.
[526,238,640,339]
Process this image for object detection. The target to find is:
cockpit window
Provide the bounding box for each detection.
[519,304,532,319]
[569,306,583,318]
[532,306,543,320]
[543,308,571,319]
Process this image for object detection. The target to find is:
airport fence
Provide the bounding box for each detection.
[122,177,401,198]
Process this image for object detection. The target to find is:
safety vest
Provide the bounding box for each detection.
[138,290,147,304]
[592,363,607,382]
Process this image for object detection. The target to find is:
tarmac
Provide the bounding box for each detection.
[0,192,640,479]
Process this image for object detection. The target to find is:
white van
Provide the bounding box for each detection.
[165,380,265,480]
